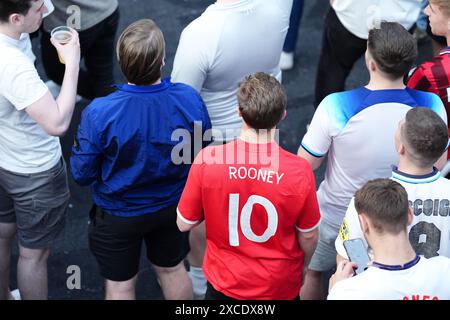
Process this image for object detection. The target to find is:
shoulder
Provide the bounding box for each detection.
[180,7,223,40]
[169,80,200,95]
[406,88,446,117]
[316,87,371,128]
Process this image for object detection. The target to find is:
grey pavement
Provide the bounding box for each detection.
[8,0,433,299]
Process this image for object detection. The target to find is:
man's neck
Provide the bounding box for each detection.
[0,25,22,40]
[369,233,417,266]
[397,157,435,176]
[239,125,276,144]
[366,74,406,91]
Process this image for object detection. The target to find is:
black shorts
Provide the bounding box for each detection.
[88,204,189,282]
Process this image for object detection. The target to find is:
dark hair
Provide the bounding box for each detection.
[367,22,418,79]
[237,72,287,130]
[117,19,165,85]
[0,0,34,22]
[355,179,409,235]
[401,107,448,167]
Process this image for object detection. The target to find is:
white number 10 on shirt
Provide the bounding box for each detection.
[229,194,278,246]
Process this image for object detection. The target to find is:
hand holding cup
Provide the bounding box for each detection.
[50,26,80,67]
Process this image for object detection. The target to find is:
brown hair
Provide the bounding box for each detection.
[237,72,287,130]
[429,0,450,17]
[117,19,165,85]
[401,107,448,167]
[0,0,35,22]
[368,22,418,79]
[355,179,409,235]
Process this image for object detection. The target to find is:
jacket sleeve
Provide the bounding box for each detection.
[70,107,102,186]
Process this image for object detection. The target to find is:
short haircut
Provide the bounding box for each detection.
[430,0,450,17]
[354,179,409,235]
[0,0,34,23]
[401,107,448,167]
[117,19,165,85]
[367,22,418,79]
[237,72,287,130]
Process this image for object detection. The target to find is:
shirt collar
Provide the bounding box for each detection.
[372,255,420,271]
[115,78,171,93]
[440,46,450,55]
[391,166,441,184]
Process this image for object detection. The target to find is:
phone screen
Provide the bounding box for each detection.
[343,238,370,274]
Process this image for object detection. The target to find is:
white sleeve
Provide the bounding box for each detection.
[171,23,209,93]
[300,95,335,157]
[335,198,367,259]
[0,52,48,111]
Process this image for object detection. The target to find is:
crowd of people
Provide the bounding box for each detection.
[0,0,449,301]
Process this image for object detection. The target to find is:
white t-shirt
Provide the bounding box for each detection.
[328,256,450,300]
[336,168,450,260]
[171,0,292,141]
[332,0,422,39]
[0,33,61,174]
[301,87,447,228]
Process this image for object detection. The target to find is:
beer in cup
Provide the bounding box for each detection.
[51,26,73,64]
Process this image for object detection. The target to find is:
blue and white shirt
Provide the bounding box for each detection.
[336,167,450,259]
[301,87,447,227]
[70,78,212,217]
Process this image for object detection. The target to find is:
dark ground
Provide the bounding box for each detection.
[9,0,434,299]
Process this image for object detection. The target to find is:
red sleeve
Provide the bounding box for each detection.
[407,65,432,92]
[177,151,205,225]
[296,169,321,232]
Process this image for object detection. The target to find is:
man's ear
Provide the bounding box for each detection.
[358,213,370,234]
[237,106,242,118]
[280,110,287,121]
[407,207,414,226]
[9,13,23,26]
[398,141,406,156]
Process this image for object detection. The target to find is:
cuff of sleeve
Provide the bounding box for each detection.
[301,143,325,158]
[177,207,200,225]
[296,218,321,233]
[16,86,49,111]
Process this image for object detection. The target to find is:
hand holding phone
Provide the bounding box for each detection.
[343,238,370,274]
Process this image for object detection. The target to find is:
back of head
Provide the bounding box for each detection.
[355,179,409,235]
[237,72,287,130]
[367,22,418,79]
[401,107,448,168]
[0,0,33,23]
[117,19,165,86]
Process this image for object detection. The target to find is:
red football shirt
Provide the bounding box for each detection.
[408,47,450,158]
[177,139,321,300]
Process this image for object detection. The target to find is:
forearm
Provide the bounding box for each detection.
[297,229,319,267]
[55,64,80,133]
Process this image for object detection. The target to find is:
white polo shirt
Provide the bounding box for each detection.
[0,33,61,174]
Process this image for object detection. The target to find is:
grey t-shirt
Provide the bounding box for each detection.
[172,0,292,141]
[44,0,118,32]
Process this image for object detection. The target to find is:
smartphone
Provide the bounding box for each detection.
[343,238,370,275]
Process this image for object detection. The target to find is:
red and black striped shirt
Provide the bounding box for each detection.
[408,48,450,160]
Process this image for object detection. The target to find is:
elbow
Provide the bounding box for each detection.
[45,123,69,137]
[176,219,191,233]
